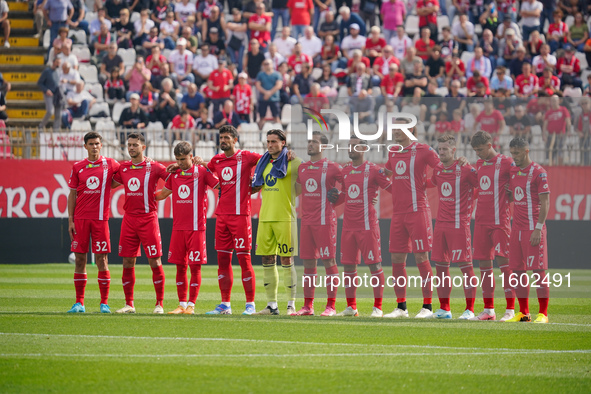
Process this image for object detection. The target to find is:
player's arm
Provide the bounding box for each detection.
[531,192,549,246]
[504,183,513,202]
[68,190,77,241]
[111,180,122,189]
[155,187,172,200]
[294,181,302,196]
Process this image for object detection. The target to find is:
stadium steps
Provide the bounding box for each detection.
[0,2,47,129]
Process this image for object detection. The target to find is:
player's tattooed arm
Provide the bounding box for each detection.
[154,188,172,201]
[67,190,77,241]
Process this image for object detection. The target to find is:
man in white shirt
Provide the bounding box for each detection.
[340,23,366,60]
[532,44,556,77]
[298,26,322,59]
[168,37,195,86]
[57,45,79,70]
[58,61,81,95]
[62,80,96,128]
[519,0,542,41]
[192,42,218,85]
[466,47,492,78]
[452,13,475,52]
[264,43,286,70]
[390,25,412,60]
[273,26,297,58]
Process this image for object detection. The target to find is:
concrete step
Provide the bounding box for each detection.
[8,11,34,19]
[0,37,40,48]
[0,53,45,65]
[3,72,41,83]
[9,19,35,29]
[5,119,49,128]
[11,28,37,36]
[6,91,44,101]
[9,82,41,91]
[0,46,46,55]
[0,64,45,73]
[7,100,46,109]
[6,108,47,119]
[7,2,30,11]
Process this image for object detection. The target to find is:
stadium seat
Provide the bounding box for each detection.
[162,49,172,59]
[338,86,349,97]
[130,12,140,23]
[73,47,91,63]
[435,87,449,96]
[565,15,575,27]
[460,51,474,66]
[88,102,111,123]
[311,67,322,80]
[575,52,588,70]
[118,48,137,68]
[149,140,171,162]
[280,104,292,125]
[112,102,131,124]
[85,11,97,23]
[291,104,303,123]
[564,87,582,97]
[405,15,420,37]
[43,30,51,49]
[69,30,87,45]
[85,82,103,101]
[71,120,92,132]
[146,121,165,141]
[79,65,98,84]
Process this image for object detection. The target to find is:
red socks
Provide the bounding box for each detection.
[74,273,87,305]
[392,263,407,303]
[97,271,110,305]
[344,270,357,309]
[480,267,495,309]
[499,264,516,310]
[417,260,433,305]
[303,267,317,309]
[513,270,530,315]
[122,267,135,307]
[460,264,477,312]
[372,269,385,310]
[189,265,202,304]
[151,265,165,307]
[237,252,256,303]
[435,263,451,311]
[217,251,233,303]
[176,264,188,303]
[325,264,339,309]
[535,270,549,316]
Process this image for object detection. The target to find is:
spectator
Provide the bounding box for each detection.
[271,0,289,41]
[381,0,406,44]
[438,26,458,61]
[558,0,580,21]
[34,0,46,39]
[113,8,134,49]
[449,108,465,139]
[125,56,151,100]
[159,11,180,50]
[380,62,404,99]
[273,26,297,58]
[192,43,218,86]
[532,44,557,77]
[500,30,523,69]
[445,52,466,86]
[557,45,582,88]
[496,12,522,41]
[317,63,338,97]
[195,107,214,141]
[349,86,375,123]
[416,0,439,40]
[463,103,481,135]
[390,25,412,61]
[403,59,428,97]
[226,8,248,72]
[425,45,445,87]
[287,42,313,74]
[129,0,151,12]
[320,35,341,72]
[92,23,112,64]
[415,27,435,62]
[0,84,6,120]
[175,0,197,29]
[278,60,292,105]
[152,62,178,92]
[213,100,241,130]
[466,47,492,79]
[207,58,234,113]
[318,10,339,41]
[245,39,266,81]
[400,46,421,76]
[180,26,198,53]
[203,6,226,43]
[576,98,591,165]
[67,0,89,38]
[584,74,591,96]
[62,80,95,129]
[526,29,543,58]
[299,26,322,60]
[543,95,570,165]
[312,0,330,32]
[584,38,591,71]
[290,62,314,104]
[568,12,588,52]
[59,60,80,96]
[444,79,466,118]
[244,0,271,19]
[287,0,313,39]
[104,0,125,22]
[477,1,498,34]
[373,45,400,85]
[255,59,283,128]
[232,72,253,122]
[146,45,167,83]
[90,8,111,44]
[53,26,72,58]
[490,65,513,93]
[181,83,205,119]
[452,13,474,52]
[197,0,223,31]
[339,6,366,41]
[120,93,149,130]
[466,70,490,96]
[140,26,164,58]
[434,111,450,135]
[479,29,499,71]
[547,9,568,54]
[515,62,539,98]
[364,26,387,65]
[341,23,366,61]
[99,43,124,85]
[539,0,556,30]
[152,0,173,27]
[169,38,195,87]
[138,81,157,119]
[519,0,542,41]
[509,46,528,79]
[155,78,178,128]
[105,66,126,101]
[170,110,196,143]
[44,0,74,50]
[507,105,533,142]
[476,98,505,146]
[248,2,272,50]
[539,66,561,96]
[265,43,286,71]
[134,9,154,46]
[38,58,64,131]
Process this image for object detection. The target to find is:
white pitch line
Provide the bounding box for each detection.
[1,333,589,354]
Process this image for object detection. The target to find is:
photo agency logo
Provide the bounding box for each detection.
[303,107,418,153]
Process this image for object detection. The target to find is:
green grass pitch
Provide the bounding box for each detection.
[1,264,590,393]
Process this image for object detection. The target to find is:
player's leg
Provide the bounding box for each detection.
[432,225,452,319]
[186,230,207,314]
[235,215,256,314]
[472,224,496,320]
[168,230,189,314]
[117,215,141,313]
[321,257,339,316]
[294,224,319,315]
[389,213,412,315]
[207,216,234,315]
[505,230,532,322]
[336,230,360,316]
[362,227,384,317]
[275,221,298,314]
[253,221,280,315]
[68,218,90,313]
[91,220,111,313]
[453,227,477,320]
[533,229,549,323]
[148,257,165,313]
[368,262,385,317]
[410,210,435,317]
[140,212,166,313]
[494,226,516,320]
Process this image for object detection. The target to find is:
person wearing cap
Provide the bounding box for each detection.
[232,72,253,122]
[509,46,528,79]
[119,94,149,144]
[341,23,366,61]
[207,57,233,115]
[206,27,226,57]
[169,38,195,87]
[287,0,313,40]
[519,0,542,42]
[452,12,475,52]
[339,6,366,43]
[532,44,556,77]
[557,45,582,88]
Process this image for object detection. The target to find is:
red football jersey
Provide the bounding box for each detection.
[544,106,570,134]
[475,154,515,227]
[208,69,233,99]
[415,39,435,60]
[509,162,550,231]
[233,84,252,115]
[374,56,401,76]
[341,161,391,231]
[515,73,539,96]
[557,55,581,77]
[435,121,450,134]
[68,156,120,220]
[538,75,560,95]
[476,109,504,134]
[431,161,478,228]
[207,150,262,216]
[296,158,343,226]
[170,115,196,130]
[417,0,438,26]
[365,37,387,53]
[380,72,404,95]
[113,160,169,216]
[386,142,440,214]
[288,54,313,74]
[248,14,271,46]
[164,164,219,231]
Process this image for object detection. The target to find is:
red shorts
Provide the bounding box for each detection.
[473,224,510,261]
[118,212,162,258]
[340,228,382,265]
[389,210,433,253]
[431,224,472,263]
[215,214,252,252]
[509,228,548,271]
[168,230,207,265]
[300,220,337,260]
[71,218,110,254]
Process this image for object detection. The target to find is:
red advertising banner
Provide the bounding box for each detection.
[0,160,589,220]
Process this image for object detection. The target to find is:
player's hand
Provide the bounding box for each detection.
[372,197,378,205]
[166,163,180,173]
[251,185,262,193]
[192,155,205,166]
[287,150,296,161]
[145,156,153,162]
[530,229,541,246]
[68,221,76,242]
[457,156,469,166]
[327,187,340,203]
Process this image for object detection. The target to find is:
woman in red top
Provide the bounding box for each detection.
[320,35,341,72]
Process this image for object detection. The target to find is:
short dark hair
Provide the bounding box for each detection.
[84,132,102,144]
[127,132,146,145]
[470,130,492,147]
[174,141,193,156]
[267,129,286,141]
[219,125,238,139]
[312,131,329,145]
[349,135,367,145]
[437,134,456,146]
[509,137,529,149]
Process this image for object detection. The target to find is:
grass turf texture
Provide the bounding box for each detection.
[0,264,590,393]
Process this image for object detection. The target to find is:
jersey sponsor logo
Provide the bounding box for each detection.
[480,175,491,191]
[514,186,524,201]
[178,184,191,199]
[86,176,100,190]
[348,184,360,199]
[265,173,277,187]
[441,182,452,197]
[395,161,406,175]
[305,178,318,192]
[221,166,234,181]
[127,177,141,192]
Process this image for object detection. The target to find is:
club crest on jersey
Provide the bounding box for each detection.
[305,178,318,192]
[348,184,360,198]
[265,173,277,186]
[480,176,491,191]
[441,182,452,197]
[86,176,100,190]
[127,177,141,192]
[221,167,234,181]
[514,187,525,201]
[178,185,191,199]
